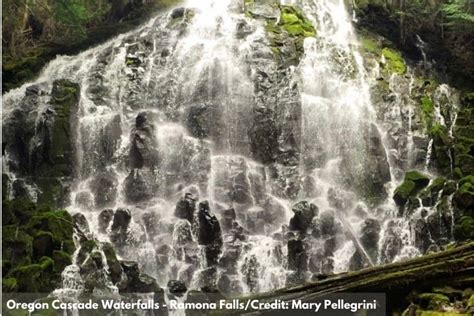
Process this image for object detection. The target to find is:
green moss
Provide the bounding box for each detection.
[2,225,33,269]
[421,95,435,128]
[28,210,75,254]
[430,123,450,145]
[454,216,474,240]
[419,293,450,310]
[417,312,470,316]
[393,171,430,206]
[382,47,407,75]
[52,250,72,273]
[2,277,18,292]
[360,36,380,54]
[405,170,430,185]
[280,6,316,38]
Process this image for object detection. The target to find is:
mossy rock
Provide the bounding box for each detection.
[52,250,72,273]
[394,171,430,206]
[418,293,450,310]
[27,210,75,254]
[2,225,33,269]
[421,95,435,129]
[6,258,55,292]
[279,6,316,37]
[101,242,123,284]
[454,176,474,210]
[454,216,474,241]
[382,47,406,75]
[33,231,55,259]
[456,154,474,175]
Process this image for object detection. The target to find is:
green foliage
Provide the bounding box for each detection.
[442,0,474,31]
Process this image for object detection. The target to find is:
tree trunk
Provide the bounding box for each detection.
[228,242,474,314]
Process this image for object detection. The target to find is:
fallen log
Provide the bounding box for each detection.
[229,241,474,314]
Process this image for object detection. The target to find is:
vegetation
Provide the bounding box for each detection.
[355,0,474,88]
[2,0,182,92]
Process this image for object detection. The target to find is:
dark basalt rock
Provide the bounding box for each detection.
[289,201,319,232]
[129,111,159,169]
[174,193,196,222]
[142,211,160,237]
[102,242,123,284]
[287,237,307,286]
[98,209,114,234]
[72,212,90,235]
[168,280,187,297]
[2,80,79,207]
[185,103,222,139]
[124,170,154,203]
[197,201,222,246]
[32,232,54,259]
[110,208,132,248]
[241,255,259,292]
[220,208,236,231]
[120,261,160,293]
[90,171,118,208]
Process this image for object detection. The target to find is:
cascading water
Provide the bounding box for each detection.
[1,0,463,303]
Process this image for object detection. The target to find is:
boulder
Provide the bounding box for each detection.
[167,280,187,297]
[174,193,196,222]
[393,170,430,206]
[197,201,222,246]
[98,209,114,234]
[289,201,318,232]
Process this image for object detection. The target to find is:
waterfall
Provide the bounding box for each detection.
[1,0,463,300]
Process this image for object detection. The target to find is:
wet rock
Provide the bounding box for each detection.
[170,7,185,19]
[175,193,196,222]
[360,218,381,258]
[289,201,318,232]
[173,219,194,246]
[90,171,118,208]
[75,191,94,209]
[246,207,266,234]
[197,201,222,246]
[124,170,154,203]
[121,261,160,293]
[287,238,307,285]
[241,255,259,292]
[220,208,236,231]
[110,208,131,248]
[185,103,222,139]
[142,211,160,237]
[102,242,123,284]
[98,209,114,234]
[72,213,90,235]
[393,170,430,207]
[168,280,187,297]
[249,106,279,164]
[129,111,159,169]
[314,210,342,238]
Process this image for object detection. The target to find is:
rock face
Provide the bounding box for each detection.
[2,80,80,207]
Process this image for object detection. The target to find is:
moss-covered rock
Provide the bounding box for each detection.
[382,47,406,75]
[454,216,474,241]
[418,293,450,310]
[454,176,474,210]
[2,225,33,269]
[394,171,430,206]
[249,2,316,66]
